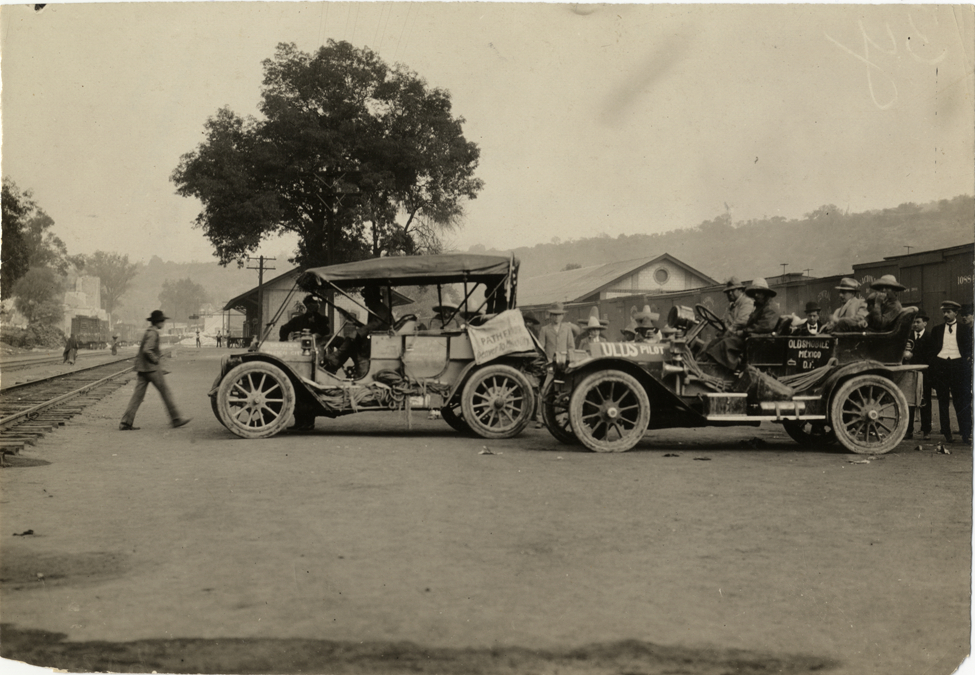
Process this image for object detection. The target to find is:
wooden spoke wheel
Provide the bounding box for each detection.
[210,394,228,429]
[217,361,296,439]
[440,401,473,434]
[829,374,908,455]
[461,364,535,439]
[782,420,837,448]
[569,370,650,453]
[541,379,578,445]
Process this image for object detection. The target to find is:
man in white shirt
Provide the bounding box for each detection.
[929,301,973,443]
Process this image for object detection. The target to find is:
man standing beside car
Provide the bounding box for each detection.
[929,301,973,444]
[905,310,933,440]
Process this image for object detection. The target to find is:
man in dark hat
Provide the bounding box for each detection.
[961,303,974,330]
[279,295,331,341]
[929,300,973,443]
[866,275,905,331]
[905,309,933,439]
[520,310,541,338]
[793,301,824,336]
[119,310,190,431]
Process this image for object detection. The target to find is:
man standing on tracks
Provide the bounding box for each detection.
[119,310,191,431]
[929,300,973,444]
[62,333,79,365]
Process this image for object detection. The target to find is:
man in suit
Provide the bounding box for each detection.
[905,310,933,440]
[928,300,973,443]
[119,310,191,431]
[539,302,581,362]
[824,278,868,331]
[793,301,825,336]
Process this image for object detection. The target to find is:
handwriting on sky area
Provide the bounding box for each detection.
[825,14,947,110]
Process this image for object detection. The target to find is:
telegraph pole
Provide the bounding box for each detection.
[247,255,275,340]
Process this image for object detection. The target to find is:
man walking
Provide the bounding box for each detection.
[929,301,972,443]
[119,310,191,431]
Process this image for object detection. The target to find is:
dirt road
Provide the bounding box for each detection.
[1,348,970,674]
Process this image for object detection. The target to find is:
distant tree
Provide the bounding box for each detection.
[12,267,64,326]
[562,262,582,271]
[158,278,209,323]
[171,40,484,268]
[2,178,67,296]
[804,204,842,221]
[73,252,141,317]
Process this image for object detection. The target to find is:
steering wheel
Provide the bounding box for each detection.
[695,304,727,333]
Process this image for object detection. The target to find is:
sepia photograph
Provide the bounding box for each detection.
[1,2,974,674]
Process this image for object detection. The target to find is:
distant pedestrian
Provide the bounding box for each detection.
[195,329,201,348]
[929,301,972,444]
[62,334,78,365]
[216,332,223,348]
[119,310,191,431]
[111,335,119,356]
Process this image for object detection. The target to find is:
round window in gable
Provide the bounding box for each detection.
[654,268,669,285]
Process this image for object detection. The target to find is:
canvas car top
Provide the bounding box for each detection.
[297,253,517,290]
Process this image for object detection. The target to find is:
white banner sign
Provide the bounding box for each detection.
[467,310,536,365]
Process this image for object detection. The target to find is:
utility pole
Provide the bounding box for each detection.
[780,263,788,276]
[904,246,913,255]
[247,255,275,340]
[803,269,813,277]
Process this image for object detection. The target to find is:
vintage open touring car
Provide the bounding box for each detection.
[209,254,544,440]
[542,303,923,455]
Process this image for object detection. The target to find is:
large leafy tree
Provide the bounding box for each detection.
[2,178,68,297]
[158,278,209,323]
[171,41,483,268]
[73,251,141,317]
[12,267,64,326]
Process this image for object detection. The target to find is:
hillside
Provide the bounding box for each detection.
[467,195,974,283]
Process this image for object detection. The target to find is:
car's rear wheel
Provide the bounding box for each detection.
[218,361,296,439]
[541,379,578,445]
[210,394,228,429]
[569,370,650,452]
[441,401,472,434]
[829,374,908,454]
[461,364,535,439]
[782,420,837,448]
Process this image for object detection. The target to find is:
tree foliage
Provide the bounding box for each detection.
[171,41,483,268]
[2,178,67,297]
[73,251,141,316]
[12,267,64,326]
[158,278,209,323]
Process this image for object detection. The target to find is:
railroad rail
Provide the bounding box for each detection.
[0,352,170,461]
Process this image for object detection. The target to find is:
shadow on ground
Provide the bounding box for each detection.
[1,623,837,675]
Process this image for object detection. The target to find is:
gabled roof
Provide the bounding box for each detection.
[223,268,302,312]
[518,254,718,307]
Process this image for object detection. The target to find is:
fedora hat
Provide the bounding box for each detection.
[745,278,776,298]
[870,275,906,291]
[147,310,169,323]
[835,278,859,292]
[723,276,746,292]
[547,301,566,315]
[941,300,962,311]
[633,304,659,326]
[804,301,821,314]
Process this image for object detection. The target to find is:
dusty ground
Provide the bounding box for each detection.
[1,348,971,675]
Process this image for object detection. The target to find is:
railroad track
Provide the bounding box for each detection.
[0,349,133,372]
[0,353,170,462]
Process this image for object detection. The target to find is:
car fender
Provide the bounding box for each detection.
[445,351,542,403]
[820,361,924,404]
[211,352,321,407]
[562,356,690,411]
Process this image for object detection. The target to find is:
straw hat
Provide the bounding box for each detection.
[870,275,906,292]
[620,321,637,337]
[835,278,859,292]
[633,304,659,326]
[745,278,776,298]
[584,306,605,330]
[723,276,746,292]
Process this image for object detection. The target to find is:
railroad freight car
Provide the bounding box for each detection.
[71,316,110,349]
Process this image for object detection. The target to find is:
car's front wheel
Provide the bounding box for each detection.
[461,364,535,439]
[217,361,296,439]
[541,379,578,445]
[569,370,650,452]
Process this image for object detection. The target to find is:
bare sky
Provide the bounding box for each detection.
[2,2,973,264]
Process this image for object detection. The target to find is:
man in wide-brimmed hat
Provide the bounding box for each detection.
[929,300,973,443]
[824,277,868,331]
[576,308,608,351]
[720,276,754,334]
[119,310,190,431]
[704,278,779,372]
[539,301,580,362]
[866,275,906,331]
[632,304,661,343]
